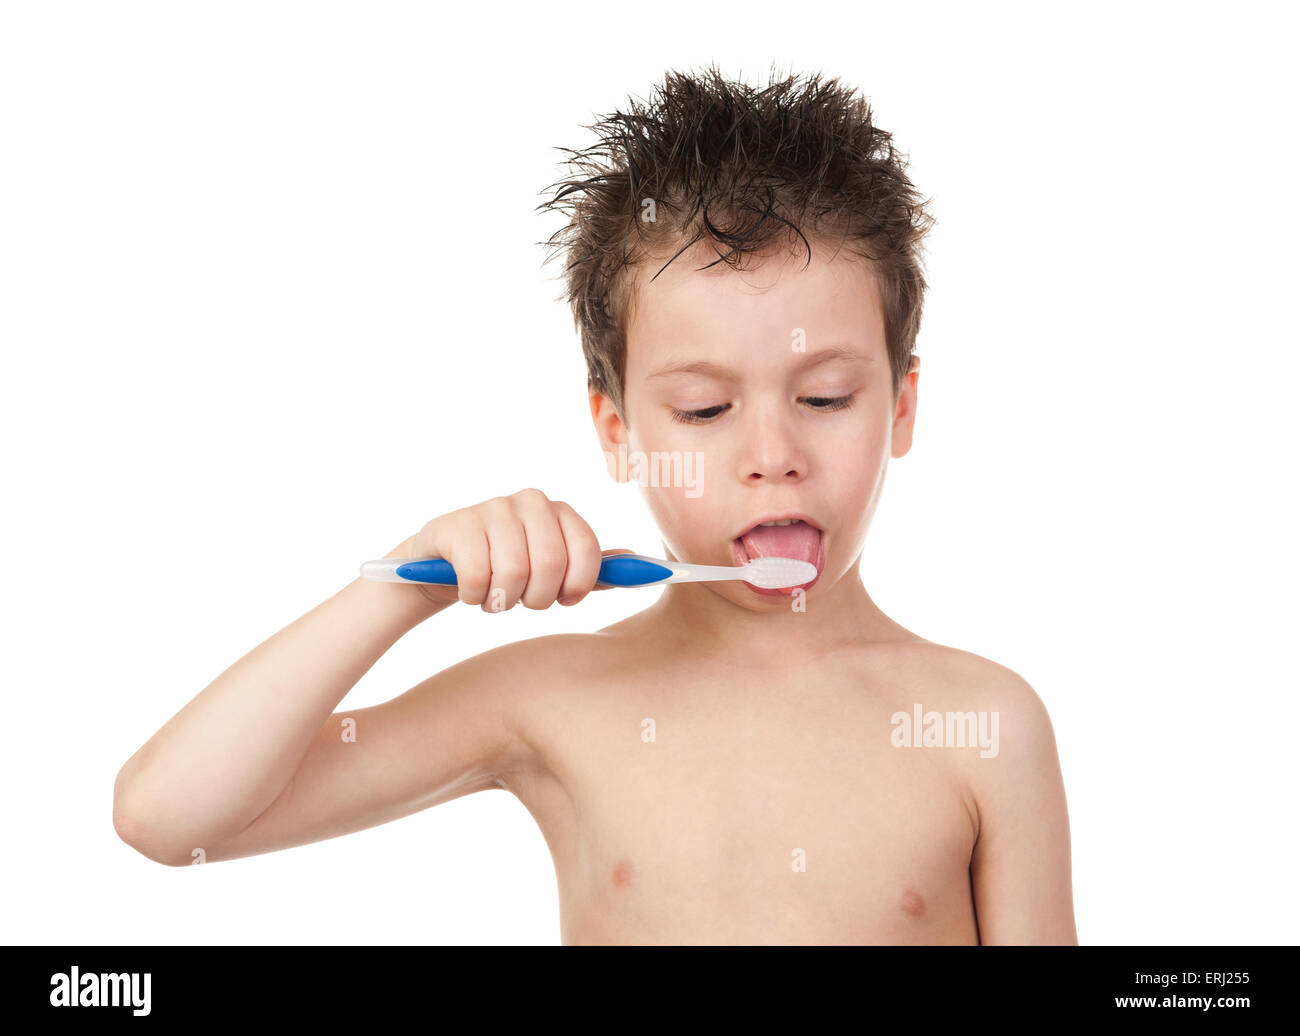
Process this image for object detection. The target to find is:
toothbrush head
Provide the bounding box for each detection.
[740,555,819,589]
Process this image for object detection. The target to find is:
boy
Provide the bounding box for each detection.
[113,66,1077,945]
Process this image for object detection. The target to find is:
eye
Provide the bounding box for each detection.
[669,403,732,425]
[801,393,856,412]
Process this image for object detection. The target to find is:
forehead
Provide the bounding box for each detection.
[622,236,886,375]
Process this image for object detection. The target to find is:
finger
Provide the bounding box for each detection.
[443,523,491,607]
[517,500,569,610]
[552,503,602,605]
[481,498,530,613]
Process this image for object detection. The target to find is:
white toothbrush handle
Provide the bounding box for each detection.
[657,562,745,584]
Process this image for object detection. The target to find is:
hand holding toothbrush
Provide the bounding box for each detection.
[366,488,816,612]
[373,488,633,613]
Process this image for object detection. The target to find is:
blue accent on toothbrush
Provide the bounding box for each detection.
[395,559,458,585]
[593,556,675,587]
[391,555,676,588]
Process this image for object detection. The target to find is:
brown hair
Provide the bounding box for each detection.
[538,64,936,419]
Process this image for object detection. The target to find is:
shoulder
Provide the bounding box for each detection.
[430,632,634,744]
[416,629,631,744]
[873,639,1055,732]
[891,642,1067,834]
[448,626,635,734]
[442,630,627,680]
[869,640,1063,800]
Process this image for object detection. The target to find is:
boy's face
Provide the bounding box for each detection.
[590,237,918,608]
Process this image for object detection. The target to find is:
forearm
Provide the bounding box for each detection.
[114,539,444,857]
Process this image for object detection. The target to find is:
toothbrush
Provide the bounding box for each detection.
[359,553,817,590]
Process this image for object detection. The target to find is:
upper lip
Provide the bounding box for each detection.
[732,513,825,540]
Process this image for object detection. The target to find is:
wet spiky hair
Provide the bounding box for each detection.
[537,64,936,420]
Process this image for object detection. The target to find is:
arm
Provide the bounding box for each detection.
[112,535,458,865]
[968,672,1078,944]
[163,636,550,865]
[114,490,612,866]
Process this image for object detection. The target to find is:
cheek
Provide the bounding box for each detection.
[625,419,721,533]
[626,414,696,456]
[639,482,729,545]
[823,417,890,486]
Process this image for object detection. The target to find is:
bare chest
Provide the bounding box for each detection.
[510,664,981,944]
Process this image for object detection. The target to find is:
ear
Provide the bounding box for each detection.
[890,354,920,458]
[590,386,631,482]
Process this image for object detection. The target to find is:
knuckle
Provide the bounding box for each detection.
[531,548,568,576]
[492,560,529,585]
[456,572,489,604]
[573,532,601,557]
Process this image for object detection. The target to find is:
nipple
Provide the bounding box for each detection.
[900,889,926,918]
[611,859,635,888]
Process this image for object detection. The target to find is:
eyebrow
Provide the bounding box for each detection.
[647,346,873,381]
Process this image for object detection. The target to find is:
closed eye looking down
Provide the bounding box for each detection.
[669,393,858,425]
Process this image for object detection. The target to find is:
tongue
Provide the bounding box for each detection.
[739,521,820,565]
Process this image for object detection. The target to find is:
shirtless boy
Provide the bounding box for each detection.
[113,67,1077,945]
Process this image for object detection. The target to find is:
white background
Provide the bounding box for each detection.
[2,1,1296,945]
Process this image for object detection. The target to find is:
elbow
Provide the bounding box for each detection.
[114,813,190,867]
[112,768,194,868]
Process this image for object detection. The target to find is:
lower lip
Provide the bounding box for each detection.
[731,527,825,596]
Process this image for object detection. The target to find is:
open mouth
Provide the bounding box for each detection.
[731,516,825,596]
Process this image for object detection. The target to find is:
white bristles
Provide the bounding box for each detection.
[740,556,818,589]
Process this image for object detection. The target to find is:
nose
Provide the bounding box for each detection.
[735,408,810,484]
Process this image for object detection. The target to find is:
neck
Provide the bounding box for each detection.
[634,558,912,668]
